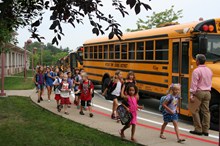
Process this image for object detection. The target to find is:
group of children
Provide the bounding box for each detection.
[34,67,185,143]
[102,70,185,143]
[34,66,94,116]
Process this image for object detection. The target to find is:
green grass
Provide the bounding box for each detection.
[0,97,139,146]
[14,70,33,77]
[1,77,35,90]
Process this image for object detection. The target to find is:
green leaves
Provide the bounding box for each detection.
[0,0,152,45]
[135,3,141,14]
[126,5,182,32]
[49,20,59,30]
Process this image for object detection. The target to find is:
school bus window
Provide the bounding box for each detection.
[172,42,179,73]
[136,42,144,60]
[155,39,169,60]
[104,45,108,59]
[89,46,94,59]
[94,46,98,59]
[129,42,135,60]
[109,44,114,59]
[98,45,103,59]
[115,44,120,59]
[84,47,88,59]
[145,41,154,60]
[121,44,127,59]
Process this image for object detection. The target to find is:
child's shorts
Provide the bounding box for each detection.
[162,111,178,122]
[55,94,61,101]
[37,84,44,90]
[81,100,91,107]
[61,97,71,105]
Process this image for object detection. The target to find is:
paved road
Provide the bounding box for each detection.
[5,89,219,146]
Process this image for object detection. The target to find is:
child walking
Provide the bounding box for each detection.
[74,68,82,108]
[120,84,143,142]
[35,66,45,103]
[59,74,71,115]
[45,66,55,102]
[75,72,94,117]
[102,70,123,120]
[160,83,185,143]
[53,71,64,111]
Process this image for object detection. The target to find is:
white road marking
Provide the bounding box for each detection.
[93,92,219,140]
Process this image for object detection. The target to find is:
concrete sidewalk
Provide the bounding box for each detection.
[24,90,218,146]
[5,89,35,97]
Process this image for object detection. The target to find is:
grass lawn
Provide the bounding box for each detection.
[0,96,139,146]
[14,70,33,77]
[1,77,35,90]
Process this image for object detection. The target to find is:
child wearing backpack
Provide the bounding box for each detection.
[34,66,45,103]
[75,72,94,117]
[53,71,64,111]
[102,70,123,120]
[119,84,143,142]
[160,83,185,143]
[73,68,82,108]
[59,74,71,115]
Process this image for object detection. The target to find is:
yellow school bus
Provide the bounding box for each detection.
[57,46,83,71]
[83,18,220,130]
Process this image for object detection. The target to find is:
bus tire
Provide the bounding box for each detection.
[210,91,219,131]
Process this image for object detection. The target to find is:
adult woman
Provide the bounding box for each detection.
[102,70,123,119]
[45,66,55,101]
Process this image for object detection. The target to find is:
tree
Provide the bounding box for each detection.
[126,5,183,32]
[0,0,152,45]
[27,41,68,66]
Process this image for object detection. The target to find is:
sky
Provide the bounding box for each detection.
[16,0,220,51]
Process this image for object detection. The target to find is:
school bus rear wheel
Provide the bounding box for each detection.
[210,104,219,131]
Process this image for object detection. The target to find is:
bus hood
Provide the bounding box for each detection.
[207,63,220,77]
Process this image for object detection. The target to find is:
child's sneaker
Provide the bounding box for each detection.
[57,105,62,112]
[37,99,40,103]
[79,111,85,115]
[40,97,43,101]
[89,113,93,118]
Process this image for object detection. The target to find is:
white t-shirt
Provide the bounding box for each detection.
[53,78,62,94]
[111,81,122,96]
[60,82,70,98]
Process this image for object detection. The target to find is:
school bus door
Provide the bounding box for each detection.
[172,38,191,116]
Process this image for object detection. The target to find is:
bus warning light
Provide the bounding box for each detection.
[209,25,214,32]
[202,25,209,31]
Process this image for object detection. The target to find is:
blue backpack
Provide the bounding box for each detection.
[159,94,173,113]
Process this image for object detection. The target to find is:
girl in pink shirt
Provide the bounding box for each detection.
[119,84,143,142]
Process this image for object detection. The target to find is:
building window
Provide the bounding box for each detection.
[121,44,127,60]
[84,47,88,59]
[98,45,103,59]
[129,42,135,60]
[155,39,169,60]
[89,46,93,59]
[115,45,120,59]
[109,44,114,59]
[104,45,108,59]
[136,42,144,60]
[145,41,154,60]
[94,46,98,59]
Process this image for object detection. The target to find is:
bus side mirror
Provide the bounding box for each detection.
[199,37,208,54]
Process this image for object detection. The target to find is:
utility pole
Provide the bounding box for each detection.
[0,45,6,97]
[32,47,37,76]
[24,39,32,80]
